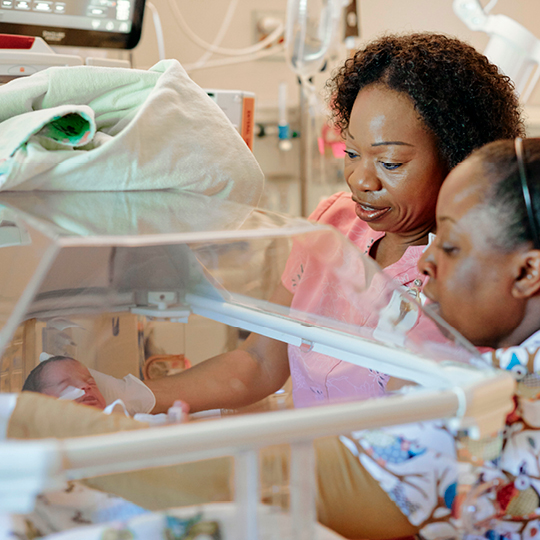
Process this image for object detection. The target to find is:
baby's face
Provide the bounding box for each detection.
[40,359,107,410]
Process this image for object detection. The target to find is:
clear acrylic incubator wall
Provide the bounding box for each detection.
[0,190,515,540]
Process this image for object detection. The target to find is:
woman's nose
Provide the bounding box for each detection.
[418,249,436,279]
[347,161,381,192]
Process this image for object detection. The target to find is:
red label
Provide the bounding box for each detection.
[0,34,35,49]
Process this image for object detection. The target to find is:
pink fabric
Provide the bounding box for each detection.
[282,192,430,408]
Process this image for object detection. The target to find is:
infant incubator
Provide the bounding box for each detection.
[0,189,515,540]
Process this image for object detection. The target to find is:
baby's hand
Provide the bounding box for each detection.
[133,400,190,425]
[167,400,190,423]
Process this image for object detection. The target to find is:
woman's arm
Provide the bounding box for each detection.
[146,283,293,414]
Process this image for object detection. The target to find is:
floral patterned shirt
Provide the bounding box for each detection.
[342,330,540,540]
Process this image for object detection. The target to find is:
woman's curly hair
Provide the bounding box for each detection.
[327,33,524,169]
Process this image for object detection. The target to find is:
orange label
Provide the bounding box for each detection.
[241,96,255,151]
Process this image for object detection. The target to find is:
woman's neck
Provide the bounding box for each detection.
[370,227,433,269]
[498,299,540,349]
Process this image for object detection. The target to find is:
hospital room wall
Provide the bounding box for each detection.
[127,0,540,218]
[131,0,540,108]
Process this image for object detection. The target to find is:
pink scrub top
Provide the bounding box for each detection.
[281,191,430,408]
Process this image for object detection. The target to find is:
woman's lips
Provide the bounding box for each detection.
[354,201,390,222]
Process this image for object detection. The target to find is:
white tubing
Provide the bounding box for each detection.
[165,0,284,56]
[146,2,166,61]
[192,0,239,68]
[184,44,285,73]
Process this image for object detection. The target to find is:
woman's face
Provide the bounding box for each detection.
[418,157,526,348]
[344,84,447,239]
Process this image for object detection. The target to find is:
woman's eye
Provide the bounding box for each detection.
[434,236,459,256]
[344,150,359,159]
[441,243,458,255]
[381,162,402,171]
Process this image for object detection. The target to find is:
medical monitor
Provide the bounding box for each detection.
[0,0,146,49]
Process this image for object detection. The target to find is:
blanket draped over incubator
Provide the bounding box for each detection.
[0,190,514,540]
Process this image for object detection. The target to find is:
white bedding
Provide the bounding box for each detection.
[88,369,155,416]
[7,502,346,540]
[3,481,148,540]
[0,59,264,205]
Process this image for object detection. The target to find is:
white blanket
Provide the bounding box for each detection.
[0,59,264,205]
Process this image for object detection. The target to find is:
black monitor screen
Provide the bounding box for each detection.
[0,0,146,49]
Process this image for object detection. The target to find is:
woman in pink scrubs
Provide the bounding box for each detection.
[147,33,523,413]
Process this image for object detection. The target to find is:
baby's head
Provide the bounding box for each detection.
[22,356,106,410]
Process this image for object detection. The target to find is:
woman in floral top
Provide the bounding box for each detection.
[341,138,540,540]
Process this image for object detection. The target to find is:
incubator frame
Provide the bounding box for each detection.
[0,190,515,539]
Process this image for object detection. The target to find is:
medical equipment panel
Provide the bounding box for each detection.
[0,0,146,48]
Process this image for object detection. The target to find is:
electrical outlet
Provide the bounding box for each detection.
[252,9,286,61]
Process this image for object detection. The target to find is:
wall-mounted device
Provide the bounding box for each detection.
[0,33,133,83]
[206,89,255,151]
[0,33,81,82]
[0,0,146,49]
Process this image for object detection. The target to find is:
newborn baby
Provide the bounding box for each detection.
[22,355,189,424]
[22,355,107,409]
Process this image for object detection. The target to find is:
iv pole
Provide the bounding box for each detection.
[298,77,310,218]
[291,0,358,217]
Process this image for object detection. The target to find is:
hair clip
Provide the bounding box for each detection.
[515,137,540,250]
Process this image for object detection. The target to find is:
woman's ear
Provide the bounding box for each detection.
[513,250,540,298]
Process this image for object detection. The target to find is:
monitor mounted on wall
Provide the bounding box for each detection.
[0,0,146,49]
